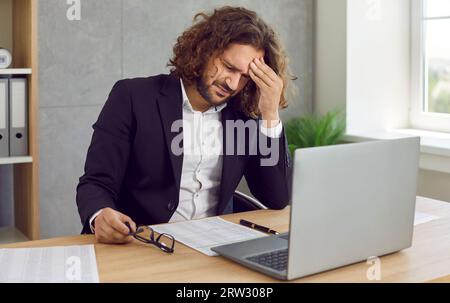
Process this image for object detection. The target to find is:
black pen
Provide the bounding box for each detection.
[239,219,280,235]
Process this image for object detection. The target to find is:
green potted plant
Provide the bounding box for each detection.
[285,109,346,156]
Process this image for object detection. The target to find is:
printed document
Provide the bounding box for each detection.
[0,244,99,283]
[151,217,268,256]
[414,211,440,226]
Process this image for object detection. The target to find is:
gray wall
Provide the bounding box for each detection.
[418,170,450,202]
[24,0,313,238]
[0,165,13,227]
[0,0,12,51]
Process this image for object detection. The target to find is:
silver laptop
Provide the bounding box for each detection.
[212,137,420,280]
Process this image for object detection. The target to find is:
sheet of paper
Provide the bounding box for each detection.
[414,211,440,226]
[151,217,268,256]
[0,244,99,283]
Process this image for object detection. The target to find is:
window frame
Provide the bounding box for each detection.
[410,0,450,132]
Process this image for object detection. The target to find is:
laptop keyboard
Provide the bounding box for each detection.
[246,249,288,272]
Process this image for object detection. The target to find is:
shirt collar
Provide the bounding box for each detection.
[180,78,227,114]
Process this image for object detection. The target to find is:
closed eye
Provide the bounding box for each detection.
[224,63,249,79]
[222,59,250,80]
[224,63,238,72]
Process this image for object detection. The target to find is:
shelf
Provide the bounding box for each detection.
[0,156,33,165]
[0,0,40,241]
[0,227,29,245]
[0,68,32,75]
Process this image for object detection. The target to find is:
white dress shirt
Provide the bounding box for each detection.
[89,78,283,231]
[169,81,226,222]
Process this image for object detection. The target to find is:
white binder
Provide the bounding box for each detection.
[9,78,28,156]
[0,78,9,157]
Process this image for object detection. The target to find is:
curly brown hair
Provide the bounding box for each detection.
[168,6,296,118]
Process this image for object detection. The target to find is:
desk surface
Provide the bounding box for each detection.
[2,196,450,282]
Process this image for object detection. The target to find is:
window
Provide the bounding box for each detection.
[411,0,450,132]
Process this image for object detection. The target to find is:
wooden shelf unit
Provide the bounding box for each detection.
[0,68,32,75]
[0,226,29,244]
[0,156,33,165]
[2,0,40,241]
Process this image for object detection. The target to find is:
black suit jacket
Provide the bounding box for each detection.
[76,74,291,234]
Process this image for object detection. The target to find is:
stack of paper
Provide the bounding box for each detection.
[0,244,99,283]
[414,211,440,226]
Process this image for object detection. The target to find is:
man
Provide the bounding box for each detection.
[76,6,294,244]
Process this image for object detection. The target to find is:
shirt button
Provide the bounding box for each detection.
[167,202,176,211]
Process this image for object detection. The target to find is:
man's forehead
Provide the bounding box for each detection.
[222,45,264,69]
[223,45,264,60]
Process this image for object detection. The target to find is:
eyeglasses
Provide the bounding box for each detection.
[128,225,175,254]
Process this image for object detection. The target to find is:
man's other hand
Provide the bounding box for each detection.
[93,208,137,244]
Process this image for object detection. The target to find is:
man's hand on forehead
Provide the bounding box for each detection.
[249,57,283,127]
